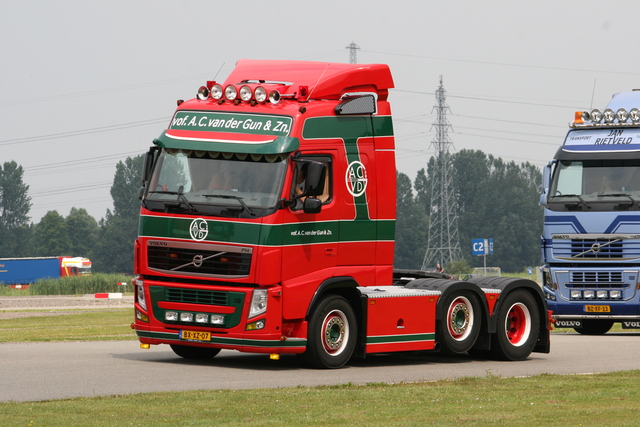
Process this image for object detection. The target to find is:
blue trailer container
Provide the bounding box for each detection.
[0,257,62,285]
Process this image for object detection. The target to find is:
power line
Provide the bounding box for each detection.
[363,50,640,76]
[0,118,168,146]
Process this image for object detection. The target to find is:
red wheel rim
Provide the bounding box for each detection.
[505,302,531,346]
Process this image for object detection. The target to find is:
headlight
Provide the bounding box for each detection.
[180,312,194,322]
[570,290,582,299]
[165,311,178,321]
[255,86,267,102]
[249,289,268,318]
[195,313,209,323]
[610,290,622,299]
[616,108,629,123]
[136,279,146,311]
[597,290,608,299]
[224,85,237,100]
[584,290,595,299]
[590,109,603,123]
[630,108,640,123]
[211,84,223,100]
[239,85,252,101]
[603,109,615,123]
[211,314,225,325]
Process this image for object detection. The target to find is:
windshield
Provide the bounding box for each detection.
[144,149,288,218]
[548,159,640,210]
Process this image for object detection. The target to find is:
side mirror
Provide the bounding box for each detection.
[540,161,554,207]
[303,198,323,214]
[302,161,326,197]
[142,147,158,184]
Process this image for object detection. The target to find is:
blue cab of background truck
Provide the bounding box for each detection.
[542,89,640,318]
[0,258,61,285]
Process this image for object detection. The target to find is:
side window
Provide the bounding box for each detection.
[291,156,332,210]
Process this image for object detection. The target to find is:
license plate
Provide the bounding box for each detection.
[585,305,611,313]
[179,330,211,341]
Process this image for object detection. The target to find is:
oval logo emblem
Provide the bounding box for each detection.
[189,218,208,241]
[345,161,368,197]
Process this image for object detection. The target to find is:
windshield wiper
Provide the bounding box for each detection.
[553,194,590,210]
[597,193,640,209]
[148,185,196,211]
[204,193,256,216]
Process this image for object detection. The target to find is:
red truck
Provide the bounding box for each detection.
[133,59,550,368]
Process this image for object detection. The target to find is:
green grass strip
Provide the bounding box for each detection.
[2,371,640,426]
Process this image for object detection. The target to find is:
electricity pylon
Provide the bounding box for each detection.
[421,76,463,271]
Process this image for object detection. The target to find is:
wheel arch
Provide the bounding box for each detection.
[305,276,366,358]
[468,276,550,354]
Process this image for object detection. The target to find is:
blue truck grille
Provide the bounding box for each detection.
[568,271,625,288]
[551,239,640,259]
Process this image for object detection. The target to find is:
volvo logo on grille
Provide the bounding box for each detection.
[189,218,208,241]
[192,254,204,267]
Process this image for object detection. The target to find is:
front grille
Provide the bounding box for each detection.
[166,288,229,305]
[147,241,252,278]
[571,271,623,284]
[552,237,640,260]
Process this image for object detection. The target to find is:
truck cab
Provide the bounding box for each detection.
[541,90,640,334]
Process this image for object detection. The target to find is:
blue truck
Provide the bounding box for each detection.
[0,257,92,286]
[540,90,640,334]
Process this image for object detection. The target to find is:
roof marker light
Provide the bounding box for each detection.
[211,84,223,100]
[255,86,267,103]
[239,85,252,101]
[197,86,209,100]
[574,111,584,124]
[603,108,615,123]
[630,108,640,123]
[580,111,591,122]
[224,85,237,101]
[616,108,629,123]
[591,109,603,123]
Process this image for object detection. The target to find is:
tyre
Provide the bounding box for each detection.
[170,344,221,360]
[299,295,357,369]
[574,319,614,335]
[490,290,540,361]
[437,291,482,354]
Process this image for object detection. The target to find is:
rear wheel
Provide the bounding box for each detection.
[574,319,614,335]
[490,290,540,361]
[299,295,357,369]
[170,344,221,360]
[437,291,482,354]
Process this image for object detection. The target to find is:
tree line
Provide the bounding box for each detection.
[0,157,142,274]
[0,148,542,274]
[396,149,542,273]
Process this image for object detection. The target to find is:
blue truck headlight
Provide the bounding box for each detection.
[583,290,595,299]
[571,290,582,299]
[610,290,622,299]
[597,290,608,299]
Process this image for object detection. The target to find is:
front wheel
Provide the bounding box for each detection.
[490,290,540,361]
[299,295,357,369]
[170,344,221,360]
[437,291,482,354]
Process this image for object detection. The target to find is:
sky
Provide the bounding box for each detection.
[2,1,640,223]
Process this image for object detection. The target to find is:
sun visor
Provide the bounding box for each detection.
[153,110,299,154]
